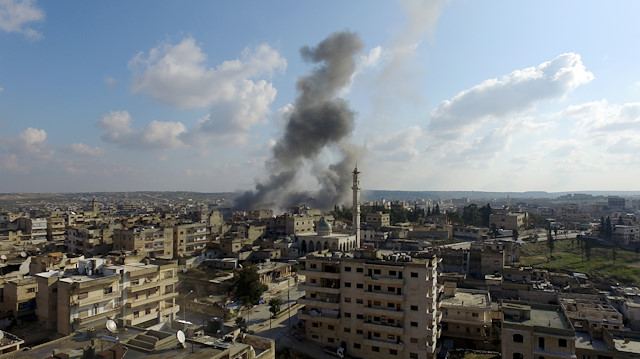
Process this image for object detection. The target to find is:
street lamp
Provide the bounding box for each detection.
[183,290,194,322]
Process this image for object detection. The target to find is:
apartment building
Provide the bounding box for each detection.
[67,226,113,256]
[298,249,441,359]
[113,226,173,259]
[440,283,493,349]
[501,301,576,359]
[366,212,390,228]
[173,222,209,258]
[559,293,624,332]
[17,217,47,241]
[35,258,179,335]
[46,217,66,242]
[490,212,526,231]
[0,276,38,321]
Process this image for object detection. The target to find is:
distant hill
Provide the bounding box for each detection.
[361,190,640,202]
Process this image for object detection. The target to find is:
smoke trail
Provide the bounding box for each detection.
[235,31,364,211]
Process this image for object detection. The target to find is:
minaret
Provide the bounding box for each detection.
[92,198,99,213]
[352,165,361,247]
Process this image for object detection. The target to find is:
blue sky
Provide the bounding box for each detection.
[2,0,640,197]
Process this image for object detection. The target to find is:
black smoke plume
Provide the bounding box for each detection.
[234,31,364,211]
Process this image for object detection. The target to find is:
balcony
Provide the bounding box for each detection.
[299,283,340,295]
[127,310,160,326]
[363,321,404,336]
[77,307,120,324]
[75,291,119,307]
[364,290,402,301]
[298,310,340,323]
[298,269,340,280]
[363,305,405,319]
[363,338,405,351]
[127,292,177,308]
[364,275,404,286]
[159,306,179,317]
[297,297,340,311]
[128,280,162,293]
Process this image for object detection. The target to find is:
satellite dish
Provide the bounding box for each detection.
[176,330,186,344]
[106,319,118,334]
[0,255,6,261]
[0,331,4,340]
[337,347,345,358]
[20,251,27,258]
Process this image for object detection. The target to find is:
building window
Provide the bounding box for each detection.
[558,338,567,347]
[372,346,380,352]
[374,269,381,275]
[328,325,334,330]
[345,282,351,287]
[513,354,524,359]
[104,287,113,294]
[390,349,398,355]
[356,298,363,304]
[344,297,351,303]
[411,338,418,343]
[356,329,363,334]
[513,334,524,343]
[354,343,361,349]
[411,322,418,327]
[356,267,363,272]
[357,283,363,289]
[472,313,478,317]
[539,337,545,349]
[345,312,351,318]
[357,314,364,319]
[328,338,334,343]
[312,322,319,327]
[345,266,352,272]
[410,354,418,359]
[344,328,351,333]
[411,305,418,311]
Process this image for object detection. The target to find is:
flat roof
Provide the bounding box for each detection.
[504,306,572,331]
[441,290,490,308]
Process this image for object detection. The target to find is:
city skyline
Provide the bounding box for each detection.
[2,1,640,194]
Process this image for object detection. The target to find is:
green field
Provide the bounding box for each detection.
[519,238,640,287]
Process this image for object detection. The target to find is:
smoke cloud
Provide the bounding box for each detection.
[235,31,364,211]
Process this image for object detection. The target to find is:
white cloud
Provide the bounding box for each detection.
[129,37,285,108]
[367,126,424,162]
[129,37,285,144]
[62,143,106,157]
[104,76,117,88]
[0,127,53,173]
[429,53,594,139]
[99,110,187,150]
[15,127,53,158]
[0,0,44,40]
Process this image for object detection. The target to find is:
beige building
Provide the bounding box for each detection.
[440,283,493,349]
[0,276,38,321]
[366,212,390,228]
[35,258,179,335]
[67,226,113,256]
[113,226,173,259]
[46,217,66,242]
[298,249,441,359]
[501,301,576,359]
[490,212,527,231]
[173,222,210,258]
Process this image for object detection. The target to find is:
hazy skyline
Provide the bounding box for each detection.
[2,1,640,196]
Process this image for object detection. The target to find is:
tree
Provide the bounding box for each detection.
[235,316,248,332]
[462,204,480,226]
[618,215,624,225]
[512,228,519,242]
[234,266,268,306]
[434,204,441,215]
[599,217,606,238]
[269,298,281,318]
[479,203,492,227]
[605,217,613,240]
[446,211,463,225]
[547,228,555,254]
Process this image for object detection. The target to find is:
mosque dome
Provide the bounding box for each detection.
[317,217,333,236]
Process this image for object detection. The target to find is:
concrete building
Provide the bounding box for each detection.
[298,249,441,359]
[366,212,390,228]
[440,282,493,350]
[46,217,66,242]
[113,226,173,259]
[501,301,576,359]
[173,222,209,258]
[353,166,361,246]
[0,276,38,321]
[35,258,179,335]
[67,226,113,256]
[490,212,526,231]
[559,293,624,333]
